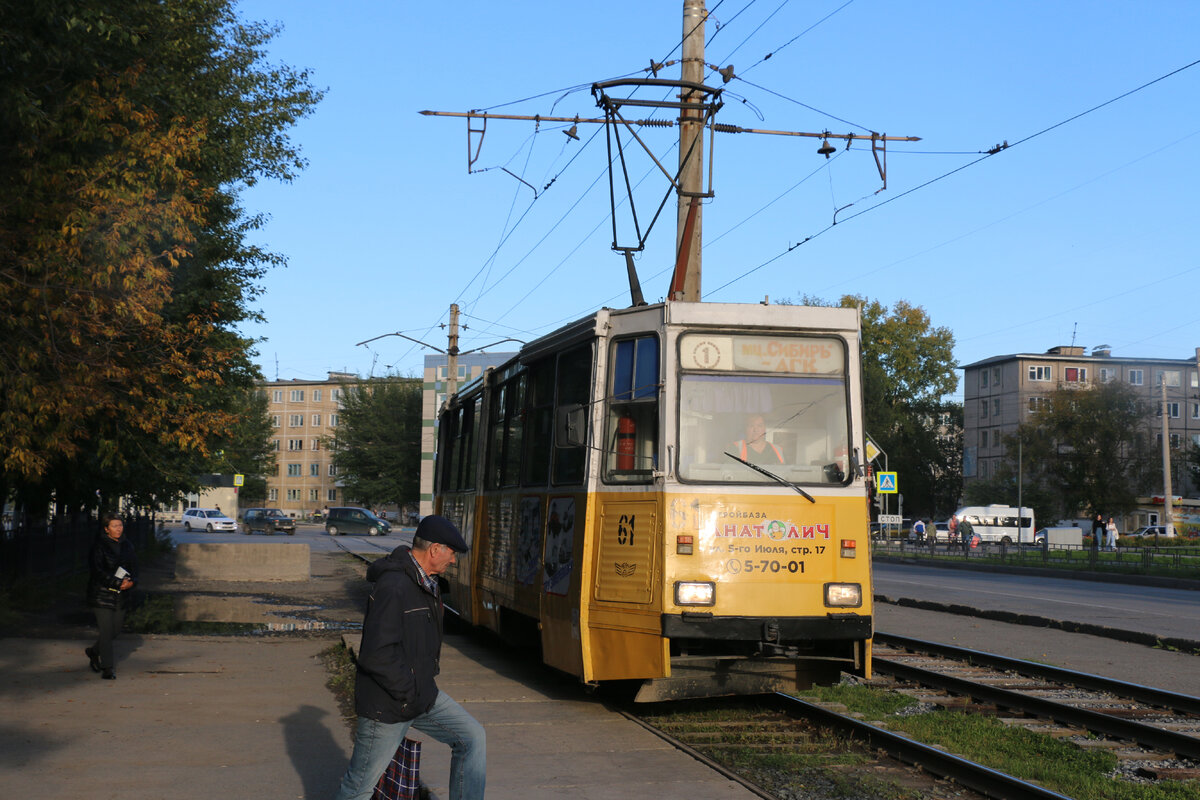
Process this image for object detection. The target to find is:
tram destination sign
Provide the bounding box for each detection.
[680,334,844,374]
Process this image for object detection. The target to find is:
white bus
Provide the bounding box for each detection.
[951,505,1036,545]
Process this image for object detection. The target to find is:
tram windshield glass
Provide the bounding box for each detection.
[677,333,850,485]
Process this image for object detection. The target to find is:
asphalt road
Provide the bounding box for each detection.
[167,521,413,555]
[873,561,1200,643]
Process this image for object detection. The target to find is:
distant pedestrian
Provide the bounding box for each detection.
[958,519,974,554]
[1105,517,1119,551]
[85,513,138,680]
[911,519,926,543]
[333,515,486,800]
[1091,514,1104,551]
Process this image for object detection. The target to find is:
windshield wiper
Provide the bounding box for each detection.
[723,452,816,503]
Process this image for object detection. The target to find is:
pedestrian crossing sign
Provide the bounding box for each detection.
[876,471,898,494]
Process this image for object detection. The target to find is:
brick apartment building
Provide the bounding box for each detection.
[259,372,356,518]
[961,345,1200,518]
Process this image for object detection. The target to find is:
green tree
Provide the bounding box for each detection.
[212,389,277,506]
[330,378,423,509]
[0,0,320,516]
[1189,444,1200,497]
[787,295,960,518]
[967,381,1155,522]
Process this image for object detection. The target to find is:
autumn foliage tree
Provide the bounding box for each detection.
[0,1,321,516]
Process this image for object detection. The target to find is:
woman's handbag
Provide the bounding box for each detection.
[372,737,421,800]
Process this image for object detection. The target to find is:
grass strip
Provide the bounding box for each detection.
[801,682,1200,800]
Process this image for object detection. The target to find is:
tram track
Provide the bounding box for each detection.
[625,691,1062,800]
[624,632,1200,799]
[872,633,1200,763]
[330,536,395,561]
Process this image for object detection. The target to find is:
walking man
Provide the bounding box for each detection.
[334,515,486,799]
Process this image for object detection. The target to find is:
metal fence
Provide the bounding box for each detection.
[0,514,155,587]
[873,537,1200,580]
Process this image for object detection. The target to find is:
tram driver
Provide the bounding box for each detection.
[733,413,784,465]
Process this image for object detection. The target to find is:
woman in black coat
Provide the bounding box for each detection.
[85,512,138,680]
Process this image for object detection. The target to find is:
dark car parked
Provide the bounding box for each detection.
[325,506,390,536]
[241,508,296,535]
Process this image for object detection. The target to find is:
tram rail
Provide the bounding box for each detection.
[872,633,1200,760]
[627,691,1071,800]
[776,692,1074,800]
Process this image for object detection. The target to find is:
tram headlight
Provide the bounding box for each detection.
[674,581,715,606]
[824,582,862,608]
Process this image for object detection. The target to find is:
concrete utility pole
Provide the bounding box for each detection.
[447,303,461,399]
[675,0,705,301]
[1161,375,1174,536]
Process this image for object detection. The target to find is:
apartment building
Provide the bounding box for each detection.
[261,372,356,517]
[961,345,1200,497]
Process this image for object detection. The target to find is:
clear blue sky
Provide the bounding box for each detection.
[235,1,1200,395]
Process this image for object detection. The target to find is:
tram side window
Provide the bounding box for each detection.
[553,343,592,485]
[466,402,480,488]
[521,361,554,487]
[439,405,460,492]
[485,383,507,489]
[604,335,659,483]
[502,375,525,486]
[436,407,456,494]
[438,399,476,492]
[486,376,526,489]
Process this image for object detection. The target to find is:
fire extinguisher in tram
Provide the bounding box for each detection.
[616,416,636,471]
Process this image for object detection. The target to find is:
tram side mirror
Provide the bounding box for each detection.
[556,404,587,447]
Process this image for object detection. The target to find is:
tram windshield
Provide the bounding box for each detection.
[677,333,850,485]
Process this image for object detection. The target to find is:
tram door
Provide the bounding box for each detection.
[587,497,664,681]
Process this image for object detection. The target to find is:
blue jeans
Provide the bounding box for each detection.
[334,690,486,800]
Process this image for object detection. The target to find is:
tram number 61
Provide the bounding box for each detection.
[617,514,635,546]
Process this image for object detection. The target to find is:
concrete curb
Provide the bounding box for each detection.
[874,593,1200,656]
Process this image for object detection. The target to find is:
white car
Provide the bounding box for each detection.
[1127,525,1175,538]
[182,508,237,532]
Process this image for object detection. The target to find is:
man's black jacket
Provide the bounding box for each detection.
[354,546,443,722]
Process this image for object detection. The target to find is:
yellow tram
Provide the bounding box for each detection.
[435,301,873,700]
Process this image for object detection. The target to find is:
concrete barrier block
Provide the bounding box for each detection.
[176,543,310,582]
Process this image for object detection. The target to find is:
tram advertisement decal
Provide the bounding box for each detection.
[668,495,846,579]
[543,497,575,596]
[516,497,541,587]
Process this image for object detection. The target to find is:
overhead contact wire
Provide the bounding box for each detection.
[706,56,1200,297]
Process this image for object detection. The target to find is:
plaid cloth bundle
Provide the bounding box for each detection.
[372,737,422,800]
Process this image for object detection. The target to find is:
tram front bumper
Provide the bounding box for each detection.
[661,612,872,642]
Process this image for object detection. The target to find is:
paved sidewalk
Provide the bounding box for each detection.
[0,631,761,800]
[1,634,351,799]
